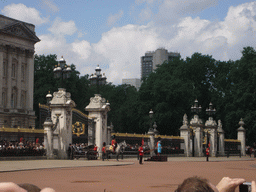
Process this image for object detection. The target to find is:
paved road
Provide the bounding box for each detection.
[0,156,255,192]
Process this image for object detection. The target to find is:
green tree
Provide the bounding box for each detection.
[34,54,89,128]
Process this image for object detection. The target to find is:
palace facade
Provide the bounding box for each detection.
[0,14,40,128]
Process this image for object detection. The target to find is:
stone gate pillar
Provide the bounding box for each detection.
[50,88,75,159]
[205,117,217,156]
[217,120,225,156]
[85,94,110,158]
[180,114,191,157]
[43,119,54,159]
[88,118,96,146]
[190,115,203,157]
[237,118,246,156]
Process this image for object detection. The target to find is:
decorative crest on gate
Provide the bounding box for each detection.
[72,121,85,137]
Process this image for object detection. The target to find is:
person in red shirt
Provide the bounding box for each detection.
[206,147,210,162]
[93,144,97,151]
[111,135,117,153]
[102,142,106,161]
[138,144,144,164]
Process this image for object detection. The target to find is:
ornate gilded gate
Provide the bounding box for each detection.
[39,104,94,143]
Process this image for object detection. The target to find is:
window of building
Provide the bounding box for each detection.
[2,91,6,107]
[21,64,26,80]
[3,60,7,77]
[11,63,16,78]
[21,92,26,108]
[11,88,17,108]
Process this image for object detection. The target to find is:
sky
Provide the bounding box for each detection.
[0,0,255,85]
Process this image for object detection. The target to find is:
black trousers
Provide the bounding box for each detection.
[139,155,143,164]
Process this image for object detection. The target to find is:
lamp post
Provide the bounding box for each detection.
[205,102,216,145]
[148,109,155,157]
[46,91,52,121]
[205,102,217,157]
[190,99,202,157]
[53,56,71,89]
[89,65,107,94]
[191,99,202,114]
[153,122,159,136]
[149,109,154,131]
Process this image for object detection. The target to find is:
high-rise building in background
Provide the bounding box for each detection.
[0,14,40,128]
[141,48,180,79]
[122,78,141,90]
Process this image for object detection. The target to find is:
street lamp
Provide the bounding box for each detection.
[46,91,52,121]
[89,65,107,94]
[206,102,216,117]
[149,109,154,131]
[53,56,71,88]
[153,122,159,135]
[191,99,202,114]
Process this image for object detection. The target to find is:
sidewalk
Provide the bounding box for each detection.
[0,156,254,172]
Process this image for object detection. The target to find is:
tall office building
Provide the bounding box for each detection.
[122,78,141,90]
[0,14,40,128]
[141,48,180,79]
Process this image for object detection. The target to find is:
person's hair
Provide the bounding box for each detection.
[103,142,106,146]
[175,176,214,192]
[18,183,41,192]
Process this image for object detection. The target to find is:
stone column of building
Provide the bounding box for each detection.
[190,114,203,157]
[6,46,14,109]
[237,118,246,156]
[180,114,191,157]
[0,44,4,109]
[217,120,225,156]
[16,48,22,109]
[50,88,75,159]
[205,117,217,157]
[44,118,54,159]
[85,94,110,159]
[26,50,35,127]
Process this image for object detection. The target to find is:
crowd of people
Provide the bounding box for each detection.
[0,138,45,157]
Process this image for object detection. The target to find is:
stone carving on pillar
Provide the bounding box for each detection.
[217,120,225,156]
[237,118,246,156]
[190,115,203,157]
[180,114,190,157]
[205,117,217,157]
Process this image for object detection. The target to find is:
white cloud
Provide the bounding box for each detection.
[168,2,256,61]
[134,0,219,24]
[77,31,86,38]
[71,40,91,60]
[41,0,59,12]
[48,17,77,36]
[1,3,49,25]
[35,34,68,56]
[107,10,124,27]
[93,23,161,84]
